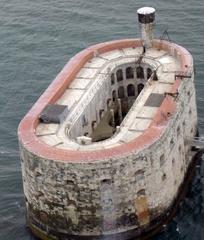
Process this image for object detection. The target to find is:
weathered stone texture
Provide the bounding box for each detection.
[20,74,197,237]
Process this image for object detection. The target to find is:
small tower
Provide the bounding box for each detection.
[137,7,155,49]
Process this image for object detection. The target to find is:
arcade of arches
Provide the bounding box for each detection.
[90,65,153,142]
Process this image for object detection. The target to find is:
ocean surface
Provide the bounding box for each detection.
[0,0,204,239]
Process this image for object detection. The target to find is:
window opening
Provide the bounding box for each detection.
[116,69,123,82]
[126,67,134,79]
[136,66,144,78]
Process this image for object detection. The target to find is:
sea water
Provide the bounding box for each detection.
[0,0,204,239]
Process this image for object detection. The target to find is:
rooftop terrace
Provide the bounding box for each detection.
[36,45,180,151]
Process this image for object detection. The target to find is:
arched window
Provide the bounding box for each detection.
[135,170,145,182]
[126,67,134,79]
[138,83,144,95]
[127,84,135,97]
[136,66,144,78]
[111,73,115,85]
[162,173,167,181]
[147,68,152,79]
[116,69,123,82]
[118,86,125,98]
[112,90,117,101]
[137,189,146,197]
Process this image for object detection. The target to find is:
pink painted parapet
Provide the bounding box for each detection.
[18,39,193,162]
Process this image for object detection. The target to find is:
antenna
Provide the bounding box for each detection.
[160,29,172,42]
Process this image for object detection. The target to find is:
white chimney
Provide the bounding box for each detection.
[137,7,156,49]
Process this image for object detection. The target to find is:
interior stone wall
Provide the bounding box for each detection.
[68,62,152,141]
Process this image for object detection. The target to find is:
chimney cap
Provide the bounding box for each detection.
[137,7,155,15]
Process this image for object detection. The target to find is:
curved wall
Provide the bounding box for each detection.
[18,38,197,239]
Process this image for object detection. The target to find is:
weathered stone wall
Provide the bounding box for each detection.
[20,72,197,238]
[19,38,197,239]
